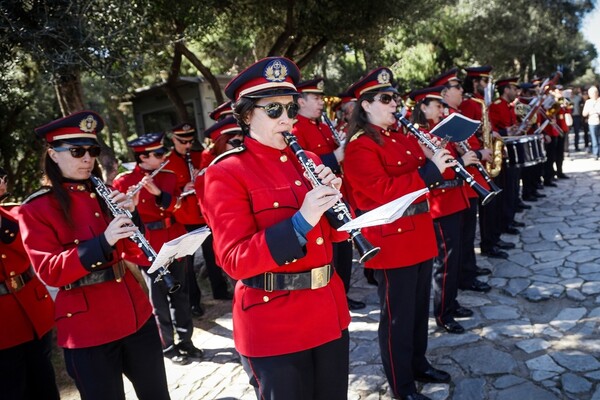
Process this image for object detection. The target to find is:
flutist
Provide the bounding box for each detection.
[114,132,203,366]
[202,57,351,400]
[18,111,170,400]
[343,68,452,400]
[292,78,366,310]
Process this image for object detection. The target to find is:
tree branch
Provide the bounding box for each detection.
[178,42,224,105]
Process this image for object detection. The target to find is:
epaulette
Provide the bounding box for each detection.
[494,99,502,104]
[209,145,246,167]
[114,170,133,181]
[22,187,52,204]
[292,118,299,126]
[349,130,365,142]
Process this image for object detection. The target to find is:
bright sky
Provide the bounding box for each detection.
[581,5,600,72]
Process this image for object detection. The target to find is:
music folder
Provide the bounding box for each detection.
[337,188,429,231]
[429,113,481,142]
[148,226,211,273]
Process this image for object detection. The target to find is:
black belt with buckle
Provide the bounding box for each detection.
[357,201,429,219]
[242,265,332,292]
[437,178,463,189]
[145,216,175,231]
[62,262,126,290]
[0,268,34,295]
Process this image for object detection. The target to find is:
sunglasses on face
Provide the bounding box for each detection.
[374,93,400,105]
[174,137,194,145]
[53,145,102,158]
[448,83,463,90]
[254,102,299,119]
[150,151,166,158]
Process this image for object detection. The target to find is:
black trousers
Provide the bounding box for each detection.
[479,187,502,252]
[572,115,583,149]
[0,331,59,400]
[432,212,462,324]
[497,164,520,229]
[459,199,478,287]
[544,136,558,183]
[240,330,349,400]
[521,165,538,198]
[556,134,566,174]
[63,318,170,400]
[333,239,353,294]
[374,262,432,397]
[144,258,193,352]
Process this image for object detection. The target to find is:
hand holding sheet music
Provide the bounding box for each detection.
[148,226,211,273]
[337,188,429,231]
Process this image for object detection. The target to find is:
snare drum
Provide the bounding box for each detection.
[530,134,546,163]
[504,136,538,167]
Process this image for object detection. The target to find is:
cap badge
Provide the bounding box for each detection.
[377,70,391,85]
[182,124,192,131]
[79,115,98,133]
[317,80,325,91]
[264,59,288,82]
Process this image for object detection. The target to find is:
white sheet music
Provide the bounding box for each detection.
[337,188,429,231]
[148,226,211,273]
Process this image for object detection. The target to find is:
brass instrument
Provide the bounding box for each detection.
[281,131,380,263]
[128,160,170,197]
[470,95,503,177]
[323,95,342,121]
[395,113,498,206]
[89,175,181,293]
[456,141,502,193]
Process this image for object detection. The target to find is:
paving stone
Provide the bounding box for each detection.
[451,346,517,375]
[503,278,531,296]
[495,382,559,400]
[562,373,592,394]
[480,305,520,320]
[551,351,600,372]
[525,354,566,373]
[566,288,587,301]
[515,338,551,354]
[524,283,564,301]
[493,375,527,389]
[582,281,600,295]
[453,378,485,399]
[493,264,531,279]
[549,307,587,331]
[568,249,600,263]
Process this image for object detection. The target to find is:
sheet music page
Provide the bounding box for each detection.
[148,226,211,273]
[337,188,429,231]
[429,112,481,142]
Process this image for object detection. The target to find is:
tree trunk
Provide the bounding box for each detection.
[178,42,225,105]
[53,70,86,116]
[296,37,328,69]
[164,45,189,122]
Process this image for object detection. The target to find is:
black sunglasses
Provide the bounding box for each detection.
[254,102,299,119]
[53,145,102,158]
[150,150,166,158]
[447,83,463,90]
[174,137,194,145]
[374,93,400,105]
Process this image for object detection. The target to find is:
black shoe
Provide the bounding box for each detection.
[522,195,538,202]
[347,297,367,310]
[191,305,205,317]
[364,269,378,286]
[517,202,532,210]
[460,279,491,293]
[503,226,520,235]
[536,183,545,190]
[557,173,570,179]
[177,342,204,359]
[476,267,492,276]
[164,349,190,365]
[481,247,509,259]
[414,367,451,384]
[453,306,474,318]
[396,393,432,400]
[214,292,233,300]
[496,239,515,249]
[544,182,558,187]
[511,221,526,228]
[534,191,547,198]
[437,318,465,334]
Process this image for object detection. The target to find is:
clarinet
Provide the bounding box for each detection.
[321,111,344,146]
[184,150,195,181]
[281,131,380,263]
[456,141,502,194]
[128,160,170,198]
[395,113,497,206]
[89,175,181,293]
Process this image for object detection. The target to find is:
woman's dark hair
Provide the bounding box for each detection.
[134,151,150,164]
[346,91,383,146]
[463,76,476,95]
[42,142,103,226]
[410,99,437,130]
[233,97,257,135]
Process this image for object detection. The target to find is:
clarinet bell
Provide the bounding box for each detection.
[154,270,181,293]
[351,231,381,263]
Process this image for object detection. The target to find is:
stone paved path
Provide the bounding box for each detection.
[71,151,600,400]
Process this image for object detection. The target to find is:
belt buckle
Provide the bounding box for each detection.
[264,272,274,292]
[63,283,73,291]
[7,274,26,293]
[311,265,330,290]
[113,262,125,282]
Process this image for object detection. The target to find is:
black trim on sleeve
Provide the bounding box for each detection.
[320,153,341,175]
[0,216,18,244]
[418,160,445,188]
[77,235,114,272]
[131,209,145,234]
[155,191,171,209]
[265,218,307,266]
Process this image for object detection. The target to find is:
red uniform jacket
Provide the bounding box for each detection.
[113,166,187,255]
[166,149,205,226]
[489,98,517,136]
[202,136,350,357]
[1,206,55,349]
[18,184,152,348]
[343,127,443,269]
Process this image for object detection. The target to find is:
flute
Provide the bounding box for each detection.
[128,160,170,197]
[90,175,181,293]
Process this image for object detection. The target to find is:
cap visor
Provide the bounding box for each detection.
[244,88,299,99]
[55,138,99,146]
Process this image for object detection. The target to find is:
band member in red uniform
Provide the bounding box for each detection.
[1,171,58,400]
[488,77,527,234]
[113,132,203,366]
[292,78,365,310]
[553,86,570,179]
[344,68,452,400]
[168,123,232,314]
[202,57,351,400]
[18,111,170,400]
[209,100,234,122]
